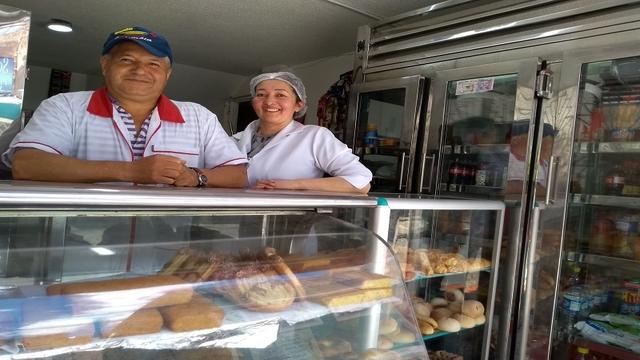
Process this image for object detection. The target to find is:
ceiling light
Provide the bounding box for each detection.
[47,19,73,33]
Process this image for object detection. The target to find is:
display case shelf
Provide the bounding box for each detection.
[566,251,640,273]
[575,141,640,154]
[405,268,492,283]
[570,194,640,209]
[422,323,485,341]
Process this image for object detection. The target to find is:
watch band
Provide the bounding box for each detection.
[189,167,208,187]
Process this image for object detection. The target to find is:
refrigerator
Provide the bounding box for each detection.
[345,0,640,358]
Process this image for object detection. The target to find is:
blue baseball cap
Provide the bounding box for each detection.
[102,26,173,64]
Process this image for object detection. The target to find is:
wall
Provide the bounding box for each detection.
[22,63,246,122]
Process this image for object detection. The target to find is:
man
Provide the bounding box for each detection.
[2,26,247,187]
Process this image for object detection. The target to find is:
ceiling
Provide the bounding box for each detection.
[2,0,428,76]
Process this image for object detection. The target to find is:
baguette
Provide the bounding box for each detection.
[99,308,163,338]
[160,295,224,332]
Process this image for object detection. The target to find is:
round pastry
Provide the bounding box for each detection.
[379,318,398,335]
[431,307,452,321]
[452,313,475,328]
[389,329,416,344]
[437,317,461,332]
[474,314,486,325]
[430,297,448,307]
[377,335,393,350]
[445,289,464,302]
[461,300,485,318]
[414,302,432,318]
[447,301,462,314]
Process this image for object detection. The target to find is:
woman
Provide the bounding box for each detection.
[233,72,372,194]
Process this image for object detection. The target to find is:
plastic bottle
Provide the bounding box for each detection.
[364,123,378,147]
[604,165,625,196]
[447,156,463,192]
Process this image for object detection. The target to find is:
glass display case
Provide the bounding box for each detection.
[0,181,430,360]
[340,195,505,360]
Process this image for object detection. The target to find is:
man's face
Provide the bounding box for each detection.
[100,42,171,104]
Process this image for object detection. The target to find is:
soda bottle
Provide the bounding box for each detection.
[448,157,463,192]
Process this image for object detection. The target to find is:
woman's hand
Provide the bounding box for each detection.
[254,179,298,190]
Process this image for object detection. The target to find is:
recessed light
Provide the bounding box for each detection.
[47,19,73,33]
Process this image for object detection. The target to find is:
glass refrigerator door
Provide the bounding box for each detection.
[347,76,425,193]
[550,54,640,359]
[424,59,540,200]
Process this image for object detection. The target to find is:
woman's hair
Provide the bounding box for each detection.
[249,72,307,118]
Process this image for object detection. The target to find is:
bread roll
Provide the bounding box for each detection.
[437,318,461,332]
[414,302,432,318]
[160,295,224,332]
[379,318,398,335]
[474,314,486,325]
[452,313,475,329]
[430,297,448,307]
[314,338,353,357]
[448,301,462,314]
[389,329,416,344]
[445,289,464,303]
[461,300,485,318]
[431,307,452,321]
[420,317,438,329]
[378,335,393,350]
[419,322,434,335]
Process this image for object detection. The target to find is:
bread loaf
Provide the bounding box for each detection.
[160,295,224,332]
[430,297,448,307]
[379,318,398,335]
[474,314,486,325]
[99,308,163,338]
[59,275,193,309]
[445,289,464,303]
[448,301,462,314]
[21,297,94,350]
[431,307,452,321]
[388,328,416,344]
[333,270,393,290]
[378,335,393,350]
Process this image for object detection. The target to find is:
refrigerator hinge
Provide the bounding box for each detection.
[535,69,553,99]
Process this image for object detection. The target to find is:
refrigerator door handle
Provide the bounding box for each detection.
[419,154,436,193]
[398,152,407,191]
[544,156,560,205]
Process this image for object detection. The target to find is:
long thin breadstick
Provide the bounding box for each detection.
[268,254,307,300]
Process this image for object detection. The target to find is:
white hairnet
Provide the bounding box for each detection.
[249,72,307,118]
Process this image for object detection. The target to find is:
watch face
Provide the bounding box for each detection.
[199,174,208,187]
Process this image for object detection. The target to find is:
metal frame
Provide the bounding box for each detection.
[345,76,426,192]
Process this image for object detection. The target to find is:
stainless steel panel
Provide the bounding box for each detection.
[0,182,379,209]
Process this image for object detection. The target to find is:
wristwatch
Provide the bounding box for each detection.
[190,167,208,187]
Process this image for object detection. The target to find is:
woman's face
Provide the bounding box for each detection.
[252,80,304,130]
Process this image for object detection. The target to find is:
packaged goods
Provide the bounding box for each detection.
[574,320,640,353]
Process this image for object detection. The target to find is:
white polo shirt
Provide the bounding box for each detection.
[2,88,247,169]
[233,120,372,189]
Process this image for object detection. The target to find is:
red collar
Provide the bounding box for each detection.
[86,87,185,123]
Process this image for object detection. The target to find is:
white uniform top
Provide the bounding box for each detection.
[2,88,247,169]
[233,120,372,189]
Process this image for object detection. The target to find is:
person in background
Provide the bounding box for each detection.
[233,72,372,194]
[2,26,247,188]
[505,121,555,194]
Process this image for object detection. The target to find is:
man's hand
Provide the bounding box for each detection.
[174,167,198,187]
[130,155,187,184]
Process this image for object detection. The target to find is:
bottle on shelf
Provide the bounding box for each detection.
[364,123,378,148]
[604,164,625,196]
[447,156,463,192]
[475,162,493,187]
